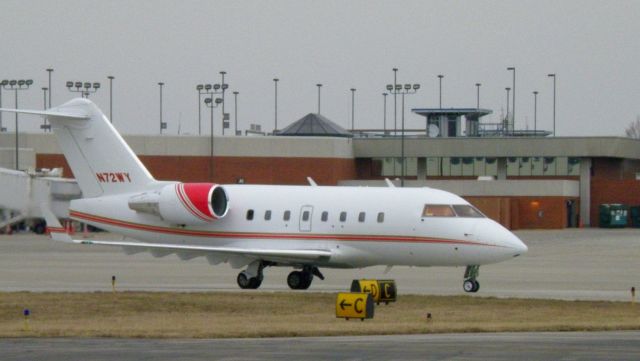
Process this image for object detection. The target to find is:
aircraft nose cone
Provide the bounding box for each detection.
[508,232,528,255]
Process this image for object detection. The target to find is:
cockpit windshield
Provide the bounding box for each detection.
[422,204,485,218]
[452,205,485,218]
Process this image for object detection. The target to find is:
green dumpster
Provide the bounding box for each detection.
[630,206,640,228]
[599,204,628,228]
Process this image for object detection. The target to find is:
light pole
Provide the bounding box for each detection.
[475,83,481,109]
[46,68,53,109]
[316,83,322,114]
[196,84,204,135]
[220,71,228,135]
[386,82,420,187]
[158,82,165,134]
[2,79,33,170]
[40,87,50,131]
[548,73,556,136]
[507,67,516,132]
[0,83,3,132]
[66,81,100,98]
[438,74,444,108]
[108,76,114,122]
[393,68,398,135]
[204,96,222,180]
[233,91,239,136]
[350,88,356,132]
[505,87,511,134]
[382,92,388,134]
[198,83,224,136]
[273,78,279,133]
[533,91,539,133]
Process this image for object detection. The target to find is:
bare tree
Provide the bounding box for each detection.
[625,115,640,139]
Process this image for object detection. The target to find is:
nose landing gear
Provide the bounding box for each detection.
[463,265,480,293]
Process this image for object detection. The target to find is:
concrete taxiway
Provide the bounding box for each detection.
[1,228,639,300]
[2,332,640,361]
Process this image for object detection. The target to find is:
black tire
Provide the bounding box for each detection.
[248,276,262,289]
[463,279,475,293]
[237,272,251,289]
[472,280,480,293]
[299,272,313,290]
[33,221,46,235]
[287,271,303,289]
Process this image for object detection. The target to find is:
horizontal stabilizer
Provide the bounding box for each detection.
[39,204,73,243]
[0,108,90,120]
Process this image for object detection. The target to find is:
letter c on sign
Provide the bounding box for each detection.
[384,283,391,298]
[354,298,363,313]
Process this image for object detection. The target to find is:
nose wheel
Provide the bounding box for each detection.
[463,278,480,293]
[463,265,480,293]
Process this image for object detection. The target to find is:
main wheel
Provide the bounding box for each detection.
[237,272,251,289]
[248,276,262,289]
[287,271,303,289]
[298,272,313,290]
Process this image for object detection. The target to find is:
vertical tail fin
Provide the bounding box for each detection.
[0,98,156,197]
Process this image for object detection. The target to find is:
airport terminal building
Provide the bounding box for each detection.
[1,110,639,230]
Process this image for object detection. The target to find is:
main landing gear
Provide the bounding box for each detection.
[287,266,324,290]
[236,262,325,290]
[237,261,264,289]
[463,265,480,293]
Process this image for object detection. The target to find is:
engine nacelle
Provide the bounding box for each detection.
[129,183,229,225]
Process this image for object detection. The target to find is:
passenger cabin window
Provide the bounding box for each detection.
[422,205,455,217]
[453,205,484,218]
[321,211,328,222]
[246,209,254,220]
[377,212,385,223]
[358,212,366,222]
[302,211,310,221]
[283,210,291,221]
[339,211,347,222]
[264,210,272,221]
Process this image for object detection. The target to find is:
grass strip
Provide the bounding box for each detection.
[1,292,639,338]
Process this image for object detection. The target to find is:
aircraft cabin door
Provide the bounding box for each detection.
[299,205,313,232]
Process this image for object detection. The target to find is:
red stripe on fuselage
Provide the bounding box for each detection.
[69,210,499,247]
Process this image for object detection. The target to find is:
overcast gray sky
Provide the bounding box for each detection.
[1,0,639,136]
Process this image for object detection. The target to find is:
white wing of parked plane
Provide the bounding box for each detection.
[40,203,330,266]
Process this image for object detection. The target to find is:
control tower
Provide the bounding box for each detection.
[412,108,492,137]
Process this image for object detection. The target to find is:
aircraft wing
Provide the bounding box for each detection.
[76,239,332,266]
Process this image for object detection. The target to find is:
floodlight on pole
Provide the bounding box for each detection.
[2,78,32,170]
[386,80,420,187]
[273,78,279,133]
[316,83,322,114]
[46,68,53,109]
[507,67,516,132]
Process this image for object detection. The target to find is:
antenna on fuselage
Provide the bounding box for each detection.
[384,178,396,188]
[307,177,317,187]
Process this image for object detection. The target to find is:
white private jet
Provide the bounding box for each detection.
[0,98,527,292]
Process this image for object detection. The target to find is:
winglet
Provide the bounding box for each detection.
[39,204,73,243]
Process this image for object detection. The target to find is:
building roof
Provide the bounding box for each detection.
[276,113,353,138]
[412,108,493,119]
